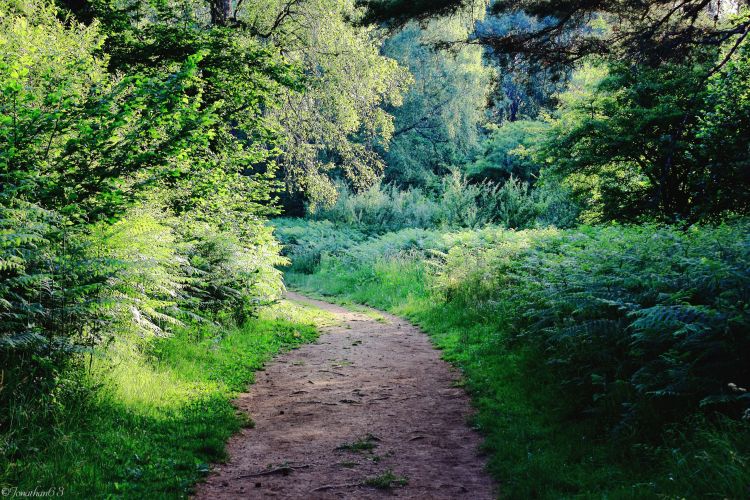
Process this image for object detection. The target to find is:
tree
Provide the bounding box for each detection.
[382,15,493,187]
[544,49,750,222]
[244,0,412,207]
[360,1,750,67]
[72,0,411,208]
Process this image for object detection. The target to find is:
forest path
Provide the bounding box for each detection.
[195,292,496,499]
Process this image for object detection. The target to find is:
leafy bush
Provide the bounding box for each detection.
[543,48,750,222]
[308,172,578,234]
[434,222,750,432]
[334,228,449,268]
[86,206,183,338]
[467,120,549,184]
[440,170,559,229]
[177,220,286,323]
[310,182,440,234]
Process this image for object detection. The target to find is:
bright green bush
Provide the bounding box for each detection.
[435,222,750,432]
[445,174,538,229]
[177,220,286,323]
[306,173,579,234]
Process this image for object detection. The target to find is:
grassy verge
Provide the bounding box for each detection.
[287,254,750,499]
[0,299,332,498]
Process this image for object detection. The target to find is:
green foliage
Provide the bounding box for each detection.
[0,3,256,222]
[178,219,287,323]
[545,41,750,221]
[439,170,575,229]
[273,218,367,274]
[293,172,578,236]
[363,470,408,489]
[286,219,750,498]
[260,0,411,204]
[0,199,110,424]
[467,120,548,184]
[0,4,297,493]
[383,17,492,187]
[435,222,750,432]
[437,170,525,228]
[310,182,441,234]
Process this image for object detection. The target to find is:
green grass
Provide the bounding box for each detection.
[336,434,379,453]
[0,300,332,498]
[287,256,750,499]
[363,469,408,489]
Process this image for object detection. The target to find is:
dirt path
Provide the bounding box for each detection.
[195,292,496,499]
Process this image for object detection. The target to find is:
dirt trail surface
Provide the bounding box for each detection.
[195,292,495,499]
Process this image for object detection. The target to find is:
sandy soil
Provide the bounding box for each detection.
[194,292,496,499]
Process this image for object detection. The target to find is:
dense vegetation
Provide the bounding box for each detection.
[3,297,328,497]
[281,220,750,497]
[0,0,388,494]
[275,1,750,497]
[2,0,749,497]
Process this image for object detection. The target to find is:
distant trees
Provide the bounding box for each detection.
[360,0,750,222]
[382,16,492,187]
[249,0,412,206]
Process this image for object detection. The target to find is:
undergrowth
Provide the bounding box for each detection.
[285,220,750,499]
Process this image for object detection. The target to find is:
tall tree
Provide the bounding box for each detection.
[382,15,493,187]
[544,51,750,222]
[243,0,411,207]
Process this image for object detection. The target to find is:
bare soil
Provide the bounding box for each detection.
[195,292,496,499]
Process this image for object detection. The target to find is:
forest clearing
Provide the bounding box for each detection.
[2,0,749,498]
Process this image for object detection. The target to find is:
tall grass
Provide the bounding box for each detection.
[304,173,579,236]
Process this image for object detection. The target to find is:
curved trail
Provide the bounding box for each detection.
[195,292,495,499]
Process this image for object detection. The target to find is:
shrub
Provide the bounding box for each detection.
[273,218,366,274]
[178,220,286,323]
[440,170,547,229]
[310,182,440,234]
[467,120,549,184]
[433,222,750,433]
[305,171,579,233]
[0,0,289,416]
